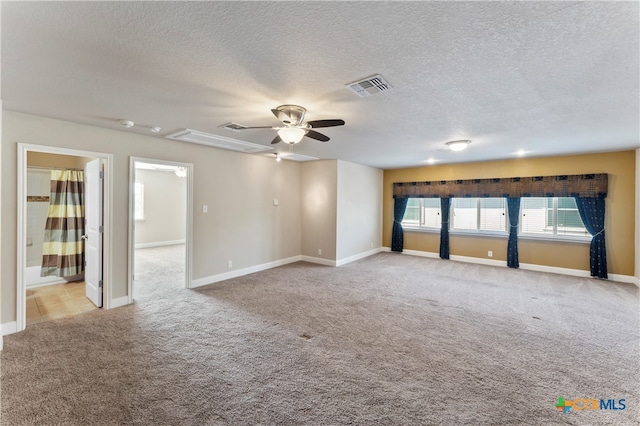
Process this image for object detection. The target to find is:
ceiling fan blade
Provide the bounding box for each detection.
[239,126,275,129]
[270,135,282,144]
[307,119,345,128]
[305,130,330,142]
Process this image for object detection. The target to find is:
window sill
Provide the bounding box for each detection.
[403,226,439,234]
[451,229,507,239]
[518,234,591,244]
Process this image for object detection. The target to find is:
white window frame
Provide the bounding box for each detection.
[401,198,442,231]
[402,196,590,244]
[519,197,590,243]
[450,198,508,236]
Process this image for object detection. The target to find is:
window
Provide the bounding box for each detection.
[134,181,145,220]
[451,198,507,232]
[520,197,588,238]
[402,196,588,239]
[401,198,442,229]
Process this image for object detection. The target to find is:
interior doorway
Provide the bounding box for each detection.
[17,144,113,332]
[128,158,193,301]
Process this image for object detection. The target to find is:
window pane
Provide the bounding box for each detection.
[521,197,552,234]
[422,198,442,228]
[402,198,421,225]
[452,198,478,230]
[556,197,589,236]
[479,198,506,231]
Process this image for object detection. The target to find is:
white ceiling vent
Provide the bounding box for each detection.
[166,129,273,153]
[347,74,392,98]
[279,153,319,162]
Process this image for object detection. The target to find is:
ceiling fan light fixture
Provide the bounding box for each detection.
[277,127,306,144]
[446,139,471,151]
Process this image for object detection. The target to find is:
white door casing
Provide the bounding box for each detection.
[84,159,103,307]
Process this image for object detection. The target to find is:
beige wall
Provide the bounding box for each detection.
[134,169,186,245]
[336,160,383,260]
[383,151,636,276]
[301,160,337,260]
[2,111,302,324]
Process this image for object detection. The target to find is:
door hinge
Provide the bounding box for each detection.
[98,280,103,288]
[99,225,104,233]
[99,171,104,179]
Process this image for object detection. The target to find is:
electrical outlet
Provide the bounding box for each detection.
[202,205,208,213]
[318,249,322,256]
[488,251,493,257]
[227,260,232,268]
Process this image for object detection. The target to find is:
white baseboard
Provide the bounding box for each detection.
[336,247,385,266]
[2,321,17,336]
[135,239,185,249]
[109,295,130,309]
[609,274,639,286]
[302,248,385,267]
[301,256,336,266]
[451,254,507,268]
[382,247,639,286]
[191,255,302,288]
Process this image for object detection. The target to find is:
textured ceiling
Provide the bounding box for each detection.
[2,1,639,168]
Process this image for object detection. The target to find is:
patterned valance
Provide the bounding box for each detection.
[393,174,608,199]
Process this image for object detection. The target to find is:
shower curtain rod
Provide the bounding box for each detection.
[27,166,84,171]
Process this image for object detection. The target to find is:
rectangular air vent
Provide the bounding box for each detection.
[347,74,392,98]
[219,122,248,131]
[279,153,319,162]
[166,129,273,153]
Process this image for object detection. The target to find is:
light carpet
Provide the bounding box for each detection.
[1,252,638,425]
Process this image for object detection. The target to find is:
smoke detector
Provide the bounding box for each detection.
[347,74,392,98]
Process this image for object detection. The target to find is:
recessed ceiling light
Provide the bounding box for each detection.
[426,158,437,164]
[120,119,134,128]
[515,149,527,157]
[149,126,161,133]
[445,140,471,151]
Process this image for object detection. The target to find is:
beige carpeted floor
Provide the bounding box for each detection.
[1,250,638,425]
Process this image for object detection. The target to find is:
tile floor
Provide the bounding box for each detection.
[26,281,98,326]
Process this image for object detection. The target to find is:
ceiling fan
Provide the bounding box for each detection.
[236,105,345,145]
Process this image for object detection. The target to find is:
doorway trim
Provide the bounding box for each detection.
[16,143,114,332]
[128,157,193,302]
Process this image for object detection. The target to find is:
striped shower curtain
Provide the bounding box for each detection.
[41,169,85,277]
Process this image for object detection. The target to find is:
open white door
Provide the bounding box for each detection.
[84,159,103,307]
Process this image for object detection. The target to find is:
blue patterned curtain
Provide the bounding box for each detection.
[439,198,451,259]
[506,197,520,268]
[574,197,607,279]
[391,198,409,252]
